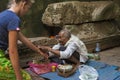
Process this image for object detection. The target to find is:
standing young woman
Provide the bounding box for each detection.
[0,0,48,80]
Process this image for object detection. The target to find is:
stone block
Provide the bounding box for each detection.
[63,20,120,41]
[42,1,120,26]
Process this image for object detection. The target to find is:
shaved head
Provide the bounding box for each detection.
[59,29,71,39]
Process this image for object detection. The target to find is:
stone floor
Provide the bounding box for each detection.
[98,46,120,70]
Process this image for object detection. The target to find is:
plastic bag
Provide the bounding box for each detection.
[78,65,99,80]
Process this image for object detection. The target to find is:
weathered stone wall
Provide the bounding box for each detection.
[0,0,120,37]
[42,1,120,26]
[63,20,120,41]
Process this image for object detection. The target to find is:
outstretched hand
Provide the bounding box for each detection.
[37,45,51,59]
[39,51,49,59]
[36,46,48,59]
[38,45,51,52]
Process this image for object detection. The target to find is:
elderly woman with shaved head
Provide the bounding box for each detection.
[40,29,88,65]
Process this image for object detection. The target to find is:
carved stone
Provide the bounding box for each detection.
[42,1,120,26]
[63,20,120,41]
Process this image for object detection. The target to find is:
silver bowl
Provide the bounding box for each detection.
[57,64,73,73]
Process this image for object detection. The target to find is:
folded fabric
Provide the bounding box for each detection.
[28,62,58,75]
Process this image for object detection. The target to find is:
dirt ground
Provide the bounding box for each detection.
[98,46,120,70]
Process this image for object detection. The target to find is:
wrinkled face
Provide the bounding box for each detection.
[56,32,68,45]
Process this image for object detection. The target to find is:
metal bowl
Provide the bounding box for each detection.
[57,64,73,73]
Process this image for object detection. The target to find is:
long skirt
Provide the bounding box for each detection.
[0,49,32,80]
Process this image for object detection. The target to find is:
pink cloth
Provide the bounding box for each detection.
[28,62,58,74]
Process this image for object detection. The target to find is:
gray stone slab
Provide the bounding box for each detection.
[42,1,120,26]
